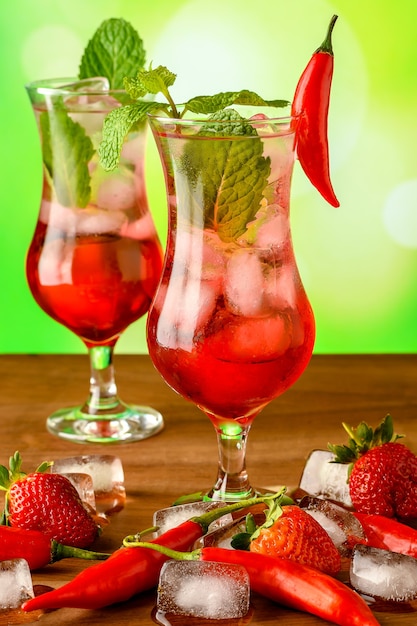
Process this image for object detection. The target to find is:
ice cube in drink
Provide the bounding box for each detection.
[157,560,250,619]
[224,248,266,316]
[52,455,125,515]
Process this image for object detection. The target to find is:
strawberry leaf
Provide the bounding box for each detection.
[329,414,404,463]
[327,443,358,464]
[0,465,10,491]
[230,532,252,550]
[36,461,53,473]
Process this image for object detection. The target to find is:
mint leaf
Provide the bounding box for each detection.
[125,65,177,99]
[184,90,289,115]
[40,108,94,207]
[79,18,146,89]
[180,110,271,242]
[99,100,166,171]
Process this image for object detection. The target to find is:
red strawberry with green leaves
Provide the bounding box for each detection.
[0,452,100,549]
[329,414,417,522]
[232,500,341,576]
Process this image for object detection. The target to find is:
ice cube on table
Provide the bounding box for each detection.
[157,560,250,619]
[350,544,417,601]
[51,455,125,516]
[0,559,34,609]
[300,496,366,554]
[59,473,96,514]
[299,449,352,507]
[153,501,231,536]
[198,516,248,549]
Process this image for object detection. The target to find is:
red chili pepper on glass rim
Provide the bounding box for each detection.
[124,543,380,626]
[0,525,110,571]
[22,491,286,611]
[292,15,340,208]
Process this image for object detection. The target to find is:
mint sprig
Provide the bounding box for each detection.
[79,18,146,89]
[40,18,146,209]
[98,63,291,243]
[99,64,289,172]
[184,90,289,115]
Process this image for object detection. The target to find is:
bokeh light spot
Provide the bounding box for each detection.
[383,180,417,248]
[21,25,83,80]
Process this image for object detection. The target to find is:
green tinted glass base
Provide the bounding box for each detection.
[46,404,164,444]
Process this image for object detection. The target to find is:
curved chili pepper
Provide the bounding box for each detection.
[354,511,417,557]
[125,543,380,626]
[292,15,340,207]
[22,492,283,611]
[0,526,109,570]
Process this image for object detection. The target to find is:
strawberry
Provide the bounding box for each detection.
[329,414,417,521]
[232,500,341,576]
[0,452,99,549]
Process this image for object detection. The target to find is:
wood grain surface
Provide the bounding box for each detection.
[1,353,417,625]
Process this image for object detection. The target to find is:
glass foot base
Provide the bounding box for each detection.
[46,404,164,444]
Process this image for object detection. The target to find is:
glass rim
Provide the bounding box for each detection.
[147,107,300,140]
[24,76,126,96]
[147,110,297,131]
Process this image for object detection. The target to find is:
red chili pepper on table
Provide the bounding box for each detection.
[126,543,380,626]
[0,525,110,570]
[292,15,340,207]
[354,511,417,556]
[22,492,283,611]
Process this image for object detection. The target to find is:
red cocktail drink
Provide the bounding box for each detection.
[25,77,164,443]
[147,113,315,499]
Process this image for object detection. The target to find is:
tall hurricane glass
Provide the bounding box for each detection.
[25,77,164,444]
[147,112,315,500]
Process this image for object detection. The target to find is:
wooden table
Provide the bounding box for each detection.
[1,353,417,625]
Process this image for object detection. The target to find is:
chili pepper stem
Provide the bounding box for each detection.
[51,541,111,562]
[315,14,338,55]
[123,525,160,545]
[123,488,291,547]
[125,541,199,560]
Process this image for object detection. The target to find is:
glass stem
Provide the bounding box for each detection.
[81,346,124,416]
[208,424,254,501]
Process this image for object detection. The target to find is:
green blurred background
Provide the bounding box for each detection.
[1,0,416,354]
